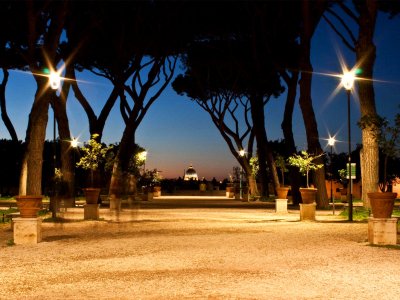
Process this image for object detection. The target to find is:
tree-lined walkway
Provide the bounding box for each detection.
[1,200,399,299]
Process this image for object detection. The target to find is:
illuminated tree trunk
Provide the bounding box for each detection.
[19,1,68,196]
[20,82,51,195]
[109,118,138,210]
[356,0,379,206]
[52,73,74,207]
[265,143,280,195]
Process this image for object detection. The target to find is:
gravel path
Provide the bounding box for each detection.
[1,198,399,299]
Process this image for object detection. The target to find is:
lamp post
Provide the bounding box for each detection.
[239,149,245,200]
[71,138,79,203]
[49,70,60,218]
[341,70,355,221]
[328,137,336,215]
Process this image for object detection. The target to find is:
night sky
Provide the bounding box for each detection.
[1,9,400,180]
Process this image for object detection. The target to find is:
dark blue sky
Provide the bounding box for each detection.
[1,10,399,180]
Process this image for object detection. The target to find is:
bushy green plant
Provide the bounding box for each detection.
[275,155,288,186]
[287,151,323,188]
[249,156,259,178]
[138,169,162,188]
[377,114,400,191]
[76,134,113,186]
[359,111,400,191]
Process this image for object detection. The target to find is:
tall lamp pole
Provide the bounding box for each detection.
[328,137,336,215]
[239,149,245,200]
[49,70,61,218]
[71,138,79,204]
[341,71,355,221]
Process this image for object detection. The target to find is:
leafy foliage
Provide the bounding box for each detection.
[287,151,323,188]
[377,112,400,191]
[275,155,288,186]
[76,134,112,171]
[76,134,113,186]
[249,157,259,178]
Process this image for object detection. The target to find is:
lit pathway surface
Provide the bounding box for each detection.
[1,196,399,299]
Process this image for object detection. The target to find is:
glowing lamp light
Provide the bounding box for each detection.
[341,71,355,91]
[138,151,148,162]
[71,138,79,148]
[49,71,61,90]
[328,137,336,147]
[239,149,245,157]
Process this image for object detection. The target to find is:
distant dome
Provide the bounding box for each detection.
[184,165,198,181]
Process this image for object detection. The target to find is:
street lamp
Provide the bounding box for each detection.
[49,70,61,218]
[71,138,79,203]
[239,149,245,200]
[328,136,336,215]
[49,71,61,90]
[138,151,147,174]
[341,70,355,221]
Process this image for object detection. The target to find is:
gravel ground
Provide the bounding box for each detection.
[1,197,399,299]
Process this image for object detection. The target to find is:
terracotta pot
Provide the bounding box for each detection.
[15,195,43,218]
[83,188,101,204]
[368,192,397,218]
[300,188,317,204]
[153,186,161,197]
[276,187,290,199]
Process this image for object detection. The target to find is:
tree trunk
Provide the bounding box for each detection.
[20,83,51,195]
[53,94,74,206]
[0,69,18,142]
[247,174,258,196]
[109,119,137,210]
[298,0,329,208]
[249,93,269,197]
[356,0,379,206]
[19,1,67,196]
[265,143,280,195]
[281,71,302,204]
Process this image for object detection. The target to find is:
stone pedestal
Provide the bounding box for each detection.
[368,217,398,245]
[84,204,99,220]
[275,199,288,213]
[13,218,42,245]
[300,203,316,221]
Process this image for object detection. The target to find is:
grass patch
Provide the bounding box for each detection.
[0,208,19,223]
[340,206,400,221]
[6,239,15,246]
[369,244,400,250]
[340,206,371,221]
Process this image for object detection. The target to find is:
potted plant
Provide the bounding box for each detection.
[76,134,112,204]
[138,169,160,201]
[15,195,43,218]
[363,113,399,218]
[287,151,323,204]
[275,155,290,199]
[152,170,162,197]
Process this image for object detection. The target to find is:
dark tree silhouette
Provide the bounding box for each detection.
[324,1,400,205]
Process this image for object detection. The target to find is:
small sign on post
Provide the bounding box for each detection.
[346,163,356,179]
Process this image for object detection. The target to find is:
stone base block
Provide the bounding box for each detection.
[300,203,316,221]
[84,204,99,220]
[226,192,234,198]
[368,217,398,245]
[275,199,288,213]
[13,218,42,245]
